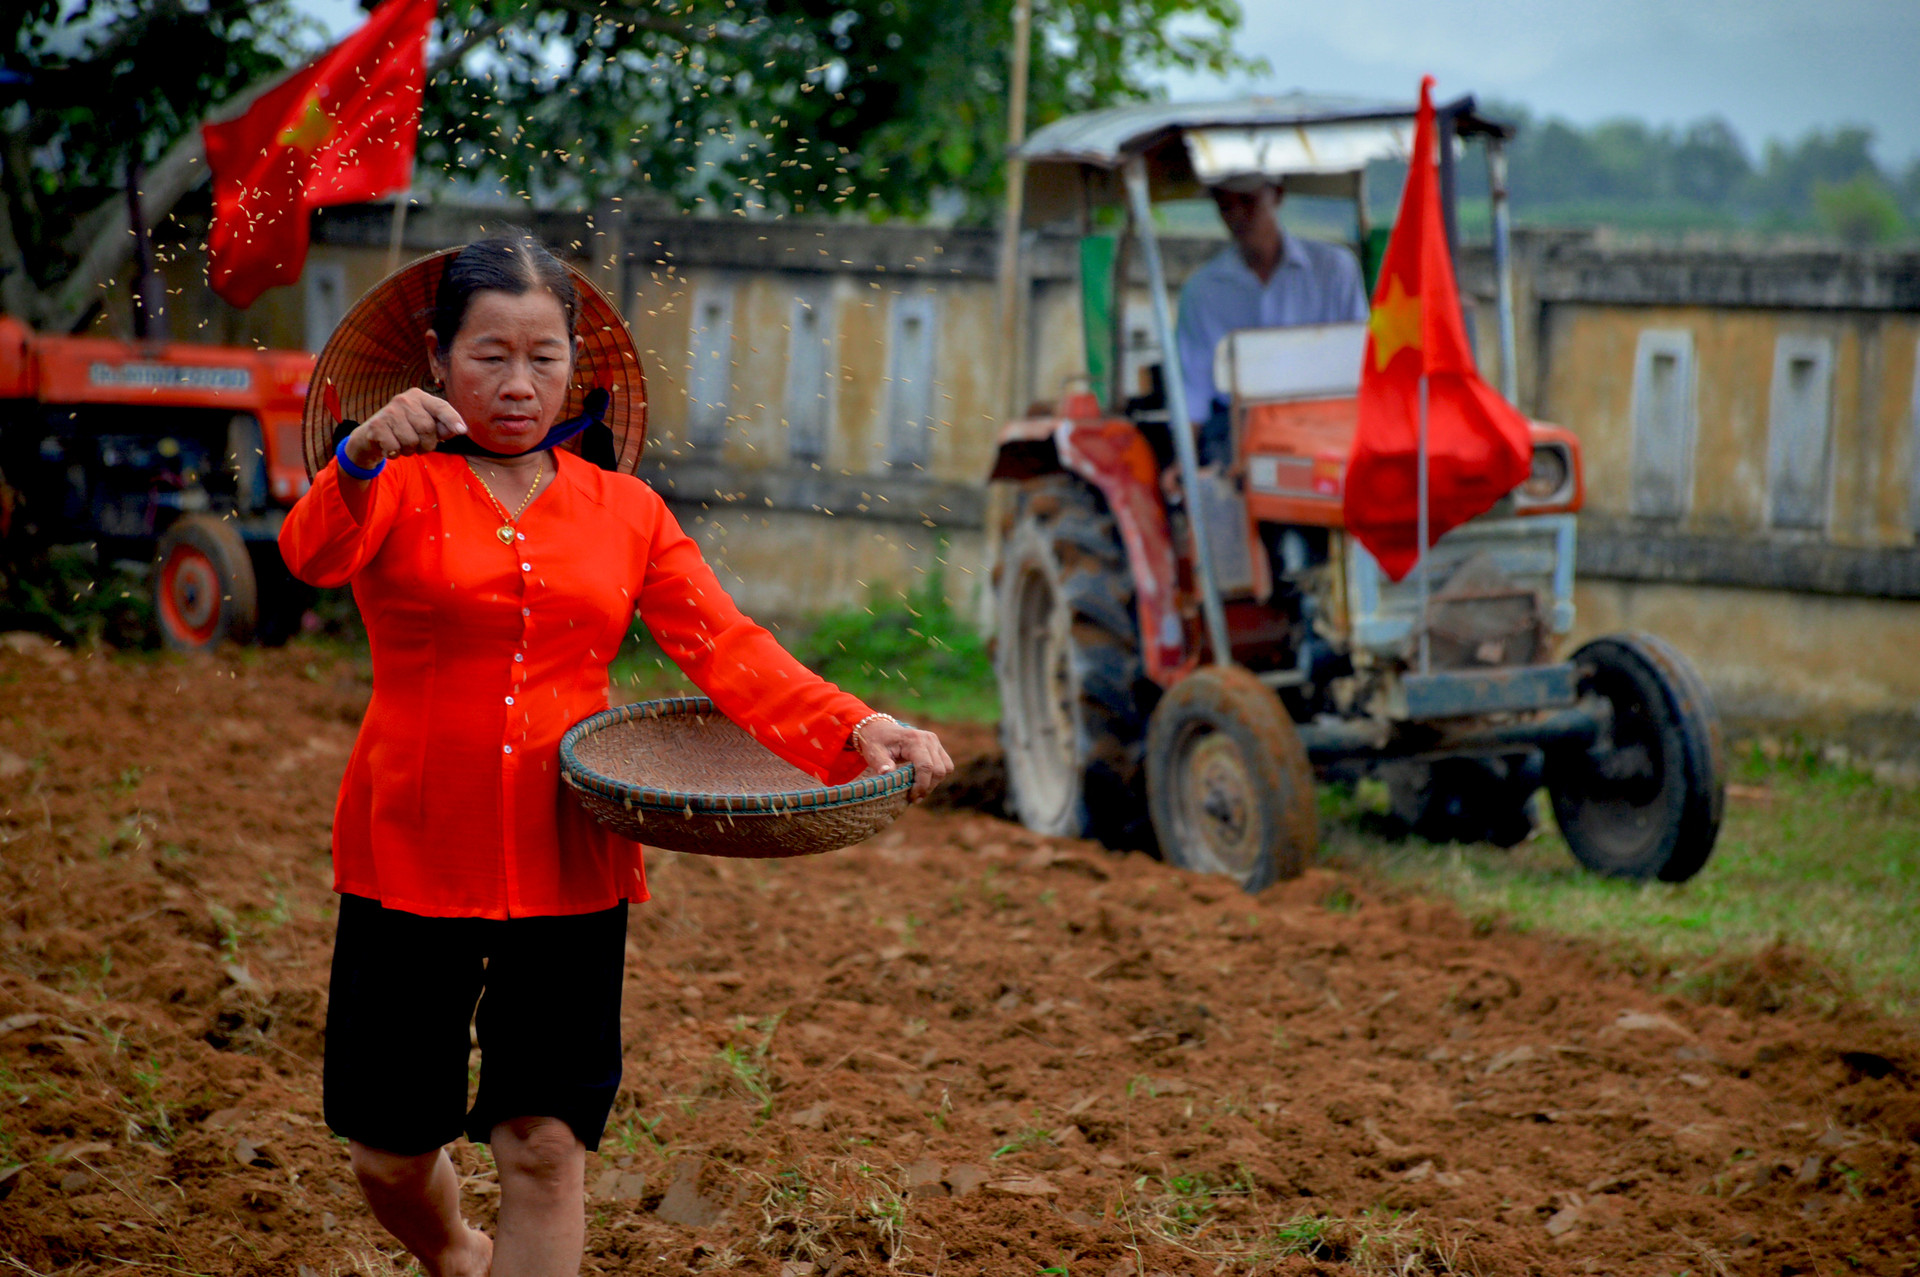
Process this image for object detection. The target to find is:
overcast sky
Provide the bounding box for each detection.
[299,0,1920,167]
[1171,0,1920,167]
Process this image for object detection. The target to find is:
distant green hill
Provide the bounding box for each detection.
[1374,109,1917,246]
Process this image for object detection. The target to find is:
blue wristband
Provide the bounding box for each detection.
[335,437,386,480]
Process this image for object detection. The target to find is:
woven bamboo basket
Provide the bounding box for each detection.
[560,698,913,857]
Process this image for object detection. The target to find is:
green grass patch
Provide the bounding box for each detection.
[609,570,998,723]
[1326,743,1920,1018]
[990,1126,1054,1159]
[789,572,995,723]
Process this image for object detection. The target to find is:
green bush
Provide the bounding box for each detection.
[0,546,153,649]
[1813,173,1906,246]
[791,572,996,723]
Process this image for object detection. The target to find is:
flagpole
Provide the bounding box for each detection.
[385,194,410,275]
[994,0,1033,426]
[1416,372,1431,674]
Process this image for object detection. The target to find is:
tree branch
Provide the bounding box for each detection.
[21,0,193,108]
[429,13,510,77]
[0,131,46,276]
[0,183,45,327]
[44,66,302,333]
[540,0,737,45]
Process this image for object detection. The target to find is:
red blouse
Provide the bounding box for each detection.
[279,449,875,919]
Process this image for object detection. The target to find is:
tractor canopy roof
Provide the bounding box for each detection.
[1018,92,1513,226]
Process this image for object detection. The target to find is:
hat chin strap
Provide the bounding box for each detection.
[439,387,616,467]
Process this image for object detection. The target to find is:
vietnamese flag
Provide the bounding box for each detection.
[1342,77,1531,581]
[202,0,433,308]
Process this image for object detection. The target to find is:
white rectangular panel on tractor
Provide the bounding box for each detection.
[1186,121,1414,184]
[1215,323,1367,404]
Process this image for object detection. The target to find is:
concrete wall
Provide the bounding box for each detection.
[113,204,1015,619]
[1496,237,1920,755]
[626,249,998,618]
[1572,579,1920,756]
[1532,295,1920,553]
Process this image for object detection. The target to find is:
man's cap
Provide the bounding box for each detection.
[1205,172,1284,195]
[302,247,649,479]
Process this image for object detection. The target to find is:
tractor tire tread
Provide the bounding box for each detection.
[154,514,258,651]
[1548,632,1724,882]
[997,477,1153,849]
[1145,664,1318,892]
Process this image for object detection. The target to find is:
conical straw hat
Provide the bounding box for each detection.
[302,247,647,478]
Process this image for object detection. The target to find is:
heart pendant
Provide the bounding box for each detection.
[496,525,515,545]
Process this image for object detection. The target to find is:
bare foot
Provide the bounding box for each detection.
[424,1224,492,1277]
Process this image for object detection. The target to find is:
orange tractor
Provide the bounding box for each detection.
[990,95,1725,887]
[0,316,316,650]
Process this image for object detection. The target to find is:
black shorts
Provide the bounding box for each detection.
[323,894,628,1156]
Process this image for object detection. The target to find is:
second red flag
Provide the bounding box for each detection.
[203,0,433,309]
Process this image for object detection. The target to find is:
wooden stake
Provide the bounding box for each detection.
[385,195,410,275]
[993,0,1034,424]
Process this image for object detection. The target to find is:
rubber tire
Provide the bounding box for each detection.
[1145,664,1318,893]
[154,514,258,652]
[994,477,1155,848]
[1547,633,1726,881]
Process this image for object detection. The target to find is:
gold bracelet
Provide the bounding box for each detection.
[847,711,898,753]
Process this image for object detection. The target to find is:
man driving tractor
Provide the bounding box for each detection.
[1176,175,1370,462]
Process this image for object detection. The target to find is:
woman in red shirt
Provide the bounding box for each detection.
[282,235,950,1277]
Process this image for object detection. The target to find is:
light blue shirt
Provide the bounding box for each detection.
[1175,234,1370,423]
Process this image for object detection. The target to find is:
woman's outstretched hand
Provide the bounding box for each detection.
[343,389,469,472]
[856,719,954,802]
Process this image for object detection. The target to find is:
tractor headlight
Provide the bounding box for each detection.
[1518,444,1571,505]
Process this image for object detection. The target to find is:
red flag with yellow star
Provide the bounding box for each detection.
[202,0,433,308]
[1342,76,1531,581]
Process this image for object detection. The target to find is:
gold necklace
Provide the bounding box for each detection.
[467,456,546,544]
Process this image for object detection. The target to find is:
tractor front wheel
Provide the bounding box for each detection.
[1145,664,1318,893]
[1546,633,1725,881]
[154,514,257,652]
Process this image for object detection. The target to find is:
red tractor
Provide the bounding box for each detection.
[990,95,1725,888]
[0,315,316,650]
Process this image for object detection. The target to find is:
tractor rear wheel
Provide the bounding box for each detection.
[994,478,1154,847]
[1547,633,1725,881]
[1145,664,1318,893]
[154,514,257,652]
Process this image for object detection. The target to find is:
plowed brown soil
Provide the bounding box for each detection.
[1,642,1916,1277]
